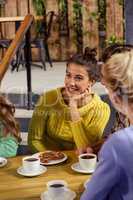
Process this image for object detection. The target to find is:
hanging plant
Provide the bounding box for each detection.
[98,0,106,31]
[32,0,46,34]
[59,0,67,20]
[98,0,106,51]
[106,35,124,45]
[59,0,69,36]
[117,0,124,6]
[72,0,83,53]
[32,0,46,16]
[0,0,6,16]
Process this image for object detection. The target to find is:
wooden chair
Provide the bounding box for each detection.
[0,19,25,71]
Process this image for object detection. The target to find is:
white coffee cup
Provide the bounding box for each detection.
[47,180,68,199]
[22,156,40,173]
[79,153,97,171]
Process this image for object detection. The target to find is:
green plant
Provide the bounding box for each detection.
[98,0,106,30]
[106,35,124,45]
[32,0,46,16]
[73,0,82,30]
[72,0,83,53]
[89,12,99,21]
[59,0,69,36]
[32,0,46,34]
[59,0,67,17]
[117,0,124,6]
[98,0,106,50]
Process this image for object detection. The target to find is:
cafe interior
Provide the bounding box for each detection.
[0,0,132,200]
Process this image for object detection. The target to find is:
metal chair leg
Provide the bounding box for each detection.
[40,40,47,70]
[45,42,53,68]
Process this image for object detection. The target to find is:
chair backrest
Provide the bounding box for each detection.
[36,11,54,40]
[46,11,54,37]
[100,94,117,136]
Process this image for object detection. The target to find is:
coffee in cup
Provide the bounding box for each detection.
[22,156,40,173]
[47,180,68,199]
[79,153,97,171]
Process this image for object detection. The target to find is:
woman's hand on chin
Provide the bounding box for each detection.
[65,88,89,108]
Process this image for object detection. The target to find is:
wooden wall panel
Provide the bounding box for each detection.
[4,0,17,39]
[83,0,99,50]
[114,0,123,39]
[46,0,61,61]
[106,0,115,39]
[106,0,123,40]
[58,1,68,60]
[67,0,77,55]
[17,0,28,16]
[0,0,124,61]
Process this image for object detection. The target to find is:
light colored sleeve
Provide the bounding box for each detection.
[70,103,110,148]
[80,137,120,200]
[0,135,18,157]
[28,94,49,152]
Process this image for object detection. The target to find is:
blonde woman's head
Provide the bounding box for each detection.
[101,50,133,113]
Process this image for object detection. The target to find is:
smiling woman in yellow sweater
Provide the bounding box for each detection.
[28,48,110,154]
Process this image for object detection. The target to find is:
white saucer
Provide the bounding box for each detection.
[71,162,95,174]
[17,165,47,177]
[0,157,7,167]
[40,189,76,200]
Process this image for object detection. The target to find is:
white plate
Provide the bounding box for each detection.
[40,188,76,200]
[71,162,95,174]
[17,165,47,177]
[32,151,68,166]
[0,157,7,167]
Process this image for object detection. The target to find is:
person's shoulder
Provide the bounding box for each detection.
[103,126,133,150]
[93,93,110,111]
[93,93,107,105]
[41,87,58,95]
[99,127,133,164]
[40,87,61,105]
[112,126,133,141]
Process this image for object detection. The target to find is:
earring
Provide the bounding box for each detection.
[87,86,91,94]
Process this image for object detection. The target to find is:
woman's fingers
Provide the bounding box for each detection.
[75,147,93,155]
[76,146,93,155]
[86,147,93,153]
[75,148,85,155]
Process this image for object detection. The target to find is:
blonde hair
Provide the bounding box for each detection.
[102,50,133,103]
[0,95,21,141]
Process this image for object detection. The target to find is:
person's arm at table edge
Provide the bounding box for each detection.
[70,103,110,153]
[0,135,18,157]
[80,137,120,200]
[28,95,48,153]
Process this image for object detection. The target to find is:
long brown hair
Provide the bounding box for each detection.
[0,95,21,141]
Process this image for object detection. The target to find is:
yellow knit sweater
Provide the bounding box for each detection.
[28,87,110,152]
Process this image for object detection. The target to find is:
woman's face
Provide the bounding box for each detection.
[101,66,125,114]
[64,63,92,95]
